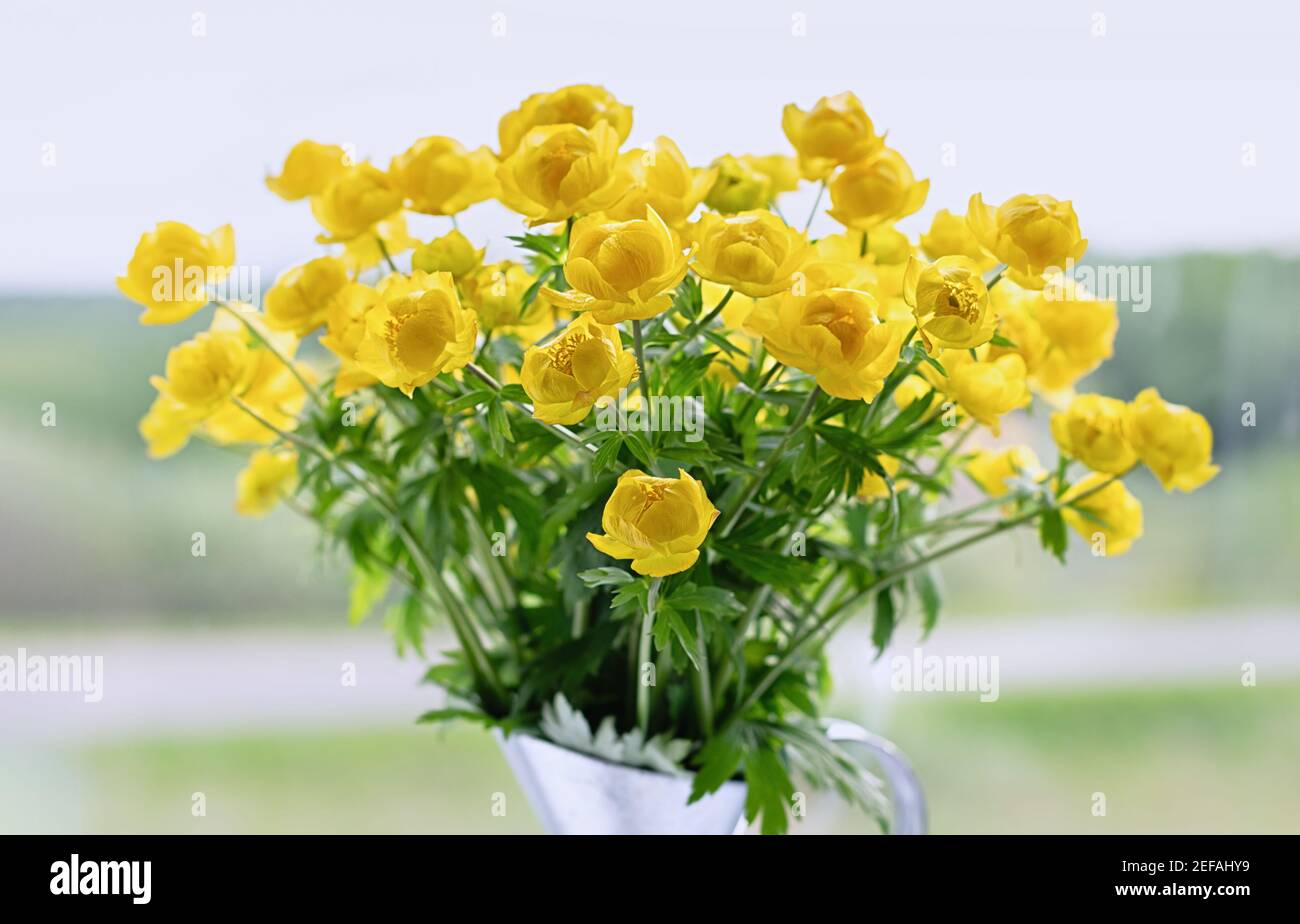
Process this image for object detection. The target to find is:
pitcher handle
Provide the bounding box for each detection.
[824,718,928,835]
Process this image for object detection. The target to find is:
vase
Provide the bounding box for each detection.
[495,719,927,835]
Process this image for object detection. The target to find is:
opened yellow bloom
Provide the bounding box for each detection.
[203,305,310,444]
[1060,473,1144,556]
[263,255,349,336]
[903,255,997,351]
[690,210,808,298]
[389,136,499,216]
[986,283,1105,403]
[827,147,928,231]
[354,271,477,397]
[609,136,717,228]
[498,84,633,157]
[920,209,998,271]
[923,350,1030,436]
[586,469,719,577]
[544,206,691,323]
[968,193,1087,289]
[412,229,484,278]
[312,163,402,242]
[235,449,299,517]
[1034,283,1118,371]
[265,141,350,201]
[150,330,253,417]
[704,154,798,214]
[118,221,236,325]
[1124,387,1219,492]
[497,123,628,225]
[964,445,1045,497]
[520,314,638,425]
[1050,394,1138,474]
[320,282,382,397]
[782,91,884,180]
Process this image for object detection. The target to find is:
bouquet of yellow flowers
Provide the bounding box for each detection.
[121,86,1218,834]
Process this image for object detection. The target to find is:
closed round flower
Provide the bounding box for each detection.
[586,469,719,577]
[1124,387,1219,492]
[263,256,349,335]
[464,260,557,340]
[150,330,253,416]
[311,163,402,242]
[544,206,691,323]
[118,221,236,325]
[941,352,1031,436]
[389,136,499,216]
[704,154,798,214]
[1050,393,1138,474]
[967,193,1087,288]
[354,271,477,397]
[498,84,633,157]
[1035,283,1117,370]
[827,147,929,231]
[964,445,1045,497]
[609,136,716,228]
[265,141,349,201]
[689,210,809,297]
[235,449,299,517]
[1060,473,1144,556]
[903,255,997,351]
[920,209,997,271]
[520,314,637,425]
[497,123,628,225]
[782,91,884,180]
[412,229,484,278]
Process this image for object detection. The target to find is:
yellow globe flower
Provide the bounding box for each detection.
[320,282,382,397]
[520,314,638,425]
[1050,393,1138,474]
[138,394,196,460]
[782,91,884,180]
[939,352,1031,436]
[117,221,236,325]
[1060,473,1144,556]
[1124,387,1219,492]
[235,449,299,517]
[342,213,419,274]
[1035,285,1118,371]
[263,255,349,336]
[967,193,1087,289]
[203,307,310,445]
[586,468,720,577]
[354,271,477,397]
[265,140,349,201]
[608,136,717,228]
[704,154,798,214]
[498,84,633,157]
[919,209,997,271]
[463,260,557,340]
[388,136,499,216]
[544,206,691,323]
[827,147,929,231]
[150,330,253,417]
[496,123,628,225]
[412,229,484,279]
[903,255,997,351]
[964,445,1045,497]
[311,163,402,243]
[689,210,809,297]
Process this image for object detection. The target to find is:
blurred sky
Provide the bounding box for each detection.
[1,0,1298,292]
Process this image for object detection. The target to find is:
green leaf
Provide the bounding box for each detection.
[622,430,656,469]
[591,433,624,473]
[990,332,1018,348]
[689,734,744,803]
[744,742,795,835]
[498,383,529,403]
[348,562,390,626]
[914,568,942,638]
[485,399,513,456]
[1038,507,1068,563]
[578,567,634,588]
[871,586,897,655]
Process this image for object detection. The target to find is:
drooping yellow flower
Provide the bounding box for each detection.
[586,468,719,577]
[265,141,350,201]
[498,84,633,157]
[543,206,691,323]
[827,147,929,231]
[967,193,1087,289]
[519,314,638,425]
[118,221,236,325]
[964,445,1045,497]
[858,453,903,500]
[782,91,884,180]
[342,213,419,274]
[923,350,1030,436]
[411,229,484,279]
[150,330,253,417]
[388,136,499,216]
[689,210,809,298]
[235,449,299,517]
[311,163,402,243]
[1059,473,1144,556]
[463,260,557,341]
[608,136,717,228]
[746,287,908,401]
[138,394,197,459]
[320,282,382,397]
[496,123,628,225]
[903,255,997,351]
[353,271,477,397]
[1050,393,1138,474]
[1123,387,1219,492]
[263,255,349,336]
[919,209,998,271]
[703,154,798,214]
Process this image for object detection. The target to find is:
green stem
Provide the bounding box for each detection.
[733,361,784,422]
[658,288,733,366]
[376,235,399,274]
[985,264,1006,289]
[462,362,596,453]
[217,303,323,411]
[692,610,714,736]
[632,319,651,403]
[636,578,662,735]
[803,179,827,233]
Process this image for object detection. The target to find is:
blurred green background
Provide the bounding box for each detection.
[2,250,1298,834]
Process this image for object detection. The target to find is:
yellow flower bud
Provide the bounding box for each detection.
[827,147,929,231]
[964,446,1045,497]
[150,330,253,417]
[263,256,349,336]
[464,261,556,339]
[781,91,884,180]
[967,193,1087,289]
[265,141,349,201]
[117,221,236,325]
[689,210,809,298]
[609,136,717,228]
[1060,473,1144,556]
[235,449,299,517]
[498,84,633,158]
[1050,394,1138,474]
[388,136,499,216]
[704,154,794,214]
[520,315,638,425]
[496,123,628,225]
[919,209,997,271]
[586,469,720,577]
[903,255,997,351]
[311,163,402,243]
[412,229,484,278]
[1124,387,1219,492]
